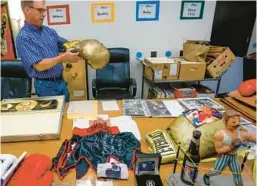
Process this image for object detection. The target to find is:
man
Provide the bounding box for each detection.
[203,110,256,186]
[16,0,81,102]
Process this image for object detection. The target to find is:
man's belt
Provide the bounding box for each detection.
[36,76,63,82]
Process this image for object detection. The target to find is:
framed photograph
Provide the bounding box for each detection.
[178,97,225,111]
[91,2,115,23]
[135,153,161,176]
[1,2,16,60]
[136,1,160,21]
[46,4,70,25]
[180,1,205,20]
[97,162,128,180]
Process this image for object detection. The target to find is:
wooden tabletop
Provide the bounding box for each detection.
[1,100,255,186]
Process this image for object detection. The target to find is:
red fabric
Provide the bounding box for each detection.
[8,154,53,186]
[238,79,256,97]
[73,123,120,136]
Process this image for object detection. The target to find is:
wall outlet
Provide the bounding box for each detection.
[151,51,157,57]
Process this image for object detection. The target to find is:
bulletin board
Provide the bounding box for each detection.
[91,2,115,23]
[1,2,16,60]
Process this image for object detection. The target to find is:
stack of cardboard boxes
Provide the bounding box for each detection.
[143,43,236,98]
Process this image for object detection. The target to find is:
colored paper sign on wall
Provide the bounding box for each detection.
[91,2,115,23]
[180,1,205,19]
[1,2,16,60]
[46,4,70,25]
[136,1,160,21]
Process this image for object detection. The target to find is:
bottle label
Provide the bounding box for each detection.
[182,160,198,183]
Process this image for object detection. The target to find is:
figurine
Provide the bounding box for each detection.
[203,110,256,186]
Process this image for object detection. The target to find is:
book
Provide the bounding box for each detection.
[123,99,184,117]
[1,152,27,186]
[178,97,225,111]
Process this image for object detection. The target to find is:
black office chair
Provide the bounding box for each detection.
[1,60,32,100]
[92,48,137,100]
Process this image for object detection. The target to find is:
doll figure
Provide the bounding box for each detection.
[203,110,256,186]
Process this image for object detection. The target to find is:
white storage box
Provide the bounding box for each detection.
[0,96,65,142]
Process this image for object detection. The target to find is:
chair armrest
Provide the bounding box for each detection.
[92,79,97,98]
[26,93,38,97]
[130,78,137,97]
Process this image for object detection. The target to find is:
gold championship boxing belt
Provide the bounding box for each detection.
[63,39,110,69]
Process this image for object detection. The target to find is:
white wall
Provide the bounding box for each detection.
[44,0,217,99]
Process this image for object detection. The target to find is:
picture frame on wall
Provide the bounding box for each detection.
[180,1,205,20]
[136,1,160,21]
[91,2,115,23]
[46,4,71,25]
[1,2,17,60]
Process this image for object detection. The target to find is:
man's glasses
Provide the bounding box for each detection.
[27,5,46,14]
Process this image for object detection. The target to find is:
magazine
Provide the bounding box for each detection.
[178,97,225,111]
[183,107,223,128]
[123,100,184,117]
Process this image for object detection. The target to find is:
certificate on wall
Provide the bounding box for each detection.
[46,4,70,25]
[180,1,205,19]
[136,1,160,21]
[91,2,115,23]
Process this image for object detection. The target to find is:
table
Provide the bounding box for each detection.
[1,101,255,186]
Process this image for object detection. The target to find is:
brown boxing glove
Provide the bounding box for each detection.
[238,79,256,97]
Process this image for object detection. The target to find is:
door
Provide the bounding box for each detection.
[211,1,256,57]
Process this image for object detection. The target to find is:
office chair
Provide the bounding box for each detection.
[1,60,32,100]
[92,48,137,100]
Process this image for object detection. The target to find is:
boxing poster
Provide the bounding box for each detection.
[1,2,16,60]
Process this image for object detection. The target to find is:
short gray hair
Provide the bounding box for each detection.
[21,0,45,9]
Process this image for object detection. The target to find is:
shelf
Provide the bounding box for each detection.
[143,74,221,83]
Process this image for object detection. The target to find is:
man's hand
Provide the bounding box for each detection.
[62,49,81,62]
[231,139,242,149]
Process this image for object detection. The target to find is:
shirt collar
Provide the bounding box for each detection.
[24,21,42,31]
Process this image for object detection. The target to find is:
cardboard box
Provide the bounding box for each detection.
[178,61,206,80]
[169,83,197,98]
[144,57,173,70]
[143,58,180,80]
[62,59,88,101]
[206,47,236,78]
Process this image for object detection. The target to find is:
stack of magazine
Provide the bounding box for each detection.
[123,100,173,117]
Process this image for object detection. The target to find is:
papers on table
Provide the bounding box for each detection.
[73,115,141,141]
[101,100,119,111]
[67,101,98,119]
[162,100,185,117]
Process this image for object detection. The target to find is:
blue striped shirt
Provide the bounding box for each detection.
[16,22,67,78]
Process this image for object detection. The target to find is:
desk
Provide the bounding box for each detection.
[1,101,255,186]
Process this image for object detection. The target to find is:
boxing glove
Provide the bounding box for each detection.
[238,79,256,97]
[8,154,53,186]
[63,39,110,69]
[230,139,242,149]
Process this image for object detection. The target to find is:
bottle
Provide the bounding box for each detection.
[180,130,202,185]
